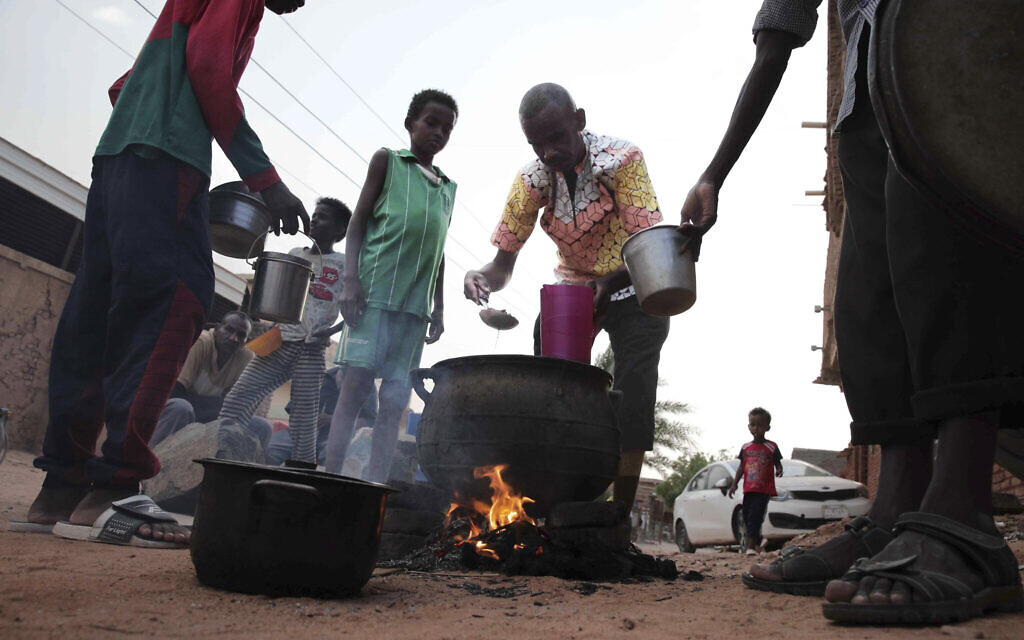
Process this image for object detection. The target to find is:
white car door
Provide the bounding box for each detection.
[679,468,712,543]
[702,464,740,543]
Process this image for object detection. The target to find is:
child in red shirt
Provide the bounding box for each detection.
[728,407,783,553]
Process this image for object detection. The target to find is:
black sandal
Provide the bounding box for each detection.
[742,515,893,596]
[821,512,1024,625]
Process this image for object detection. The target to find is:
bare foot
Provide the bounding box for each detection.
[824,528,993,605]
[69,489,190,545]
[26,486,90,525]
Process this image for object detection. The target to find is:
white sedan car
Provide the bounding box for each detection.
[671,458,870,552]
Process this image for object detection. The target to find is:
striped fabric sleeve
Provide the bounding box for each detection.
[752,0,822,46]
[185,0,280,192]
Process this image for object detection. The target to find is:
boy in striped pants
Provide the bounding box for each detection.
[218,198,350,466]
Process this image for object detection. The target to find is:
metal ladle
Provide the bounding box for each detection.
[478,298,519,330]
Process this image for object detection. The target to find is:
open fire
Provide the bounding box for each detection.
[389,464,678,581]
[445,465,540,561]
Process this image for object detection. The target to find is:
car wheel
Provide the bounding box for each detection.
[675,519,694,553]
[732,508,749,552]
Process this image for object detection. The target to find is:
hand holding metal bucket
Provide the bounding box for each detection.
[621,225,697,317]
[244,231,323,324]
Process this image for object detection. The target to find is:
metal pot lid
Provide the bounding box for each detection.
[424,354,612,383]
[193,457,395,493]
[256,251,313,269]
[210,181,268,205]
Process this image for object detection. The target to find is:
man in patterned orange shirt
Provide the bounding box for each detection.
[464,83,669,510]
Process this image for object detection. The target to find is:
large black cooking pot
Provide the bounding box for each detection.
[413,355,621,516]
[189,459,393,598]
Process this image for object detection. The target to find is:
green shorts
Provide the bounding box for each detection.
[335,308,427,384]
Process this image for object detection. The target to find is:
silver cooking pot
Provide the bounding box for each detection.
[621,225,697,317]
[245,232,322,324]
[209,182,273,258]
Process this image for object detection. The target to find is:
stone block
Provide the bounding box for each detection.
[142,419,263,514]
[382,508,444,535]
[548,500,627,529]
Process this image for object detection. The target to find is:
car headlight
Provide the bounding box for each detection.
[771,490,791,501]
[857,485,869,499]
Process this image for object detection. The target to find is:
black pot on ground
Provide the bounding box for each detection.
[413,355,621,516]
[189,459,393,598]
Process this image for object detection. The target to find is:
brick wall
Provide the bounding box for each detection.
[993,464,1024,499]
[843,444,1023,501]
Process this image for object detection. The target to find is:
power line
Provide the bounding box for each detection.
[277,15,407,145]
[110,1,537,317]
[272,12,549,288]
[128,0,362,189]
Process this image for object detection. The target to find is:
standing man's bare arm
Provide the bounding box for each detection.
[679,30,803,237]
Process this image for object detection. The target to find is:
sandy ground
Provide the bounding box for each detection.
[2,449,1023,640]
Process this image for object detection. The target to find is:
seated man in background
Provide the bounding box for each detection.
[150,310,271,449]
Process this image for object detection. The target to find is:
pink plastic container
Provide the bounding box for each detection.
[540,284,599,363]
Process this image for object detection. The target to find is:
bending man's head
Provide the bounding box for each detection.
[518,83,586,173]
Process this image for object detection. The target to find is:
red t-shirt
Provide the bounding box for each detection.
[738,440,782,496]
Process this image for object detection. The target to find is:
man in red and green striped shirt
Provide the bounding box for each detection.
[23,0,308,548]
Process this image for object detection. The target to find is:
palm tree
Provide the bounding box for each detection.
[594,346,696,476]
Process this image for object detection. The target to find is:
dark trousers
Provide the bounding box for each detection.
[533,294,670,451]
[35,150,214,489]
[742,492,771,544]
[834,40,1024,446]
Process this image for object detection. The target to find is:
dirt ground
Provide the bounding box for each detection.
[2,449,1023,640]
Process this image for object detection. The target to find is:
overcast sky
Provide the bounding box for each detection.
[0,0,853,473]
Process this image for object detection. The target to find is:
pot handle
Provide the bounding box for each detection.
[609,390,624,413]
[247,479,322,534]
[244,230,324,279]
[409,367,436,403]
[250,479,322,510]
[244,230,270,269]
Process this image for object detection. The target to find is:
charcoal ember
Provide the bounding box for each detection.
[548,501,627,529]
[382,508,444,535]
[386,481,450,513]
[377,532,428,562]
[547,520,632,551]
[447,582,527,598]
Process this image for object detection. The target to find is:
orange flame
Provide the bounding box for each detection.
[473,464,535,531]
[444,464,535,560]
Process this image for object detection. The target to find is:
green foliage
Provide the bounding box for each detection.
[594,346,696,477]
[655,449,732,505]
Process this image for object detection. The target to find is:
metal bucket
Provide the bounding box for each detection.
[245,231,322,324]
[209,182,273,258]
[621,225,697,316]
[248,251,314,323]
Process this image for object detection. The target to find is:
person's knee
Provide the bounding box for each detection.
[163,397,196,420]
[379,380,412,411]
[247,416,273,447]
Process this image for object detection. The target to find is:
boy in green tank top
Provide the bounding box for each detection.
[324,90,458,483]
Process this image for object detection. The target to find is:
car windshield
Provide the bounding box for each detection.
[782,460,832,477]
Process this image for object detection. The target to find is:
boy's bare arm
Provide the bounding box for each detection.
[426,257,445,344]
[340,149,389,328]
[728,465,744,498]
